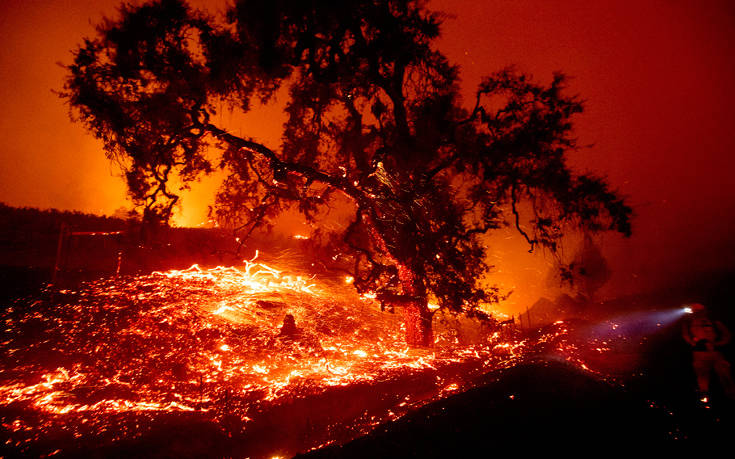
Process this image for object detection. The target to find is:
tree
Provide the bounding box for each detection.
[62,0,631,347]
[562,233,612,302]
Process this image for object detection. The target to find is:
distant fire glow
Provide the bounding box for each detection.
[1,254,625,457]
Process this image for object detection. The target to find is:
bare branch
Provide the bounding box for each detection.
[511,182,537,253]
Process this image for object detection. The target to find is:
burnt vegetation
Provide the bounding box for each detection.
[62,0,631,346]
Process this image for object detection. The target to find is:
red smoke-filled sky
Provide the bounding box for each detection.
[1,0,734,306]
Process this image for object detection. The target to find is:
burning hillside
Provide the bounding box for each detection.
[1,252,617,458]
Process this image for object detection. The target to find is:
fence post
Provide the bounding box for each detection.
[51,223,67,285]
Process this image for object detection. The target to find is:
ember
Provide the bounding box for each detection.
[0,255,611,457]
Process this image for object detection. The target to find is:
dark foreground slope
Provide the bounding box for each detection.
[300,360,734,457]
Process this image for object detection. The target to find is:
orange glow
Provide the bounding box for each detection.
[0,0,733,321]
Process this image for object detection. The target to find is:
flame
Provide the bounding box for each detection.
[0,254,615,457]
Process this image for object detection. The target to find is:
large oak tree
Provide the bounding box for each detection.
[63,0,631,346]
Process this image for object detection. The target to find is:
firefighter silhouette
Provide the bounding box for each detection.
[682,303,735,402]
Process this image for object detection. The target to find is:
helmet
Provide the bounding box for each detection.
[690,303,706,312]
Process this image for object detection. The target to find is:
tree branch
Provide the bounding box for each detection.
[205,123,371,205]
[512,182,536,253]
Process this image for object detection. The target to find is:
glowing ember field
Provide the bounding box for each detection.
[0,254,616,457]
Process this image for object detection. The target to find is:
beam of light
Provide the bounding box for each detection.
[586,307,691,339]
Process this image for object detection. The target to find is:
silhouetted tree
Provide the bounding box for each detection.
[62,0,631,346]
[549,232,612,302]
[571,233,612,300]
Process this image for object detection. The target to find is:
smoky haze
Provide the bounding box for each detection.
[1,0,734,313]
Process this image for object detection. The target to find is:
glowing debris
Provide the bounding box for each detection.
[0,255,607,457]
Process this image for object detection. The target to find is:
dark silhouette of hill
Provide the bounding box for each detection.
[0,203,243,301]
[0,203,129,300]
[299,360,734,456]
[0,202,130,263]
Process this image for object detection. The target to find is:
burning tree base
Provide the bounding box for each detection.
[1,258,616,458]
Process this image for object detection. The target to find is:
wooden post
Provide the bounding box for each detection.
[51,223,67,285]
[199,374,205,410]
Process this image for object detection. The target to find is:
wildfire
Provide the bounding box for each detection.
[0,253,611,457]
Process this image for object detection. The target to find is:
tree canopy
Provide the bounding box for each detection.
[63,0,632,346]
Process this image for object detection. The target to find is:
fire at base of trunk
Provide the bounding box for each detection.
[403,302,434,348]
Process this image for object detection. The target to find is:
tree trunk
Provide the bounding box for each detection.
[361,215,432,347]
[396,263,433,348]
[404,299,433,347]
